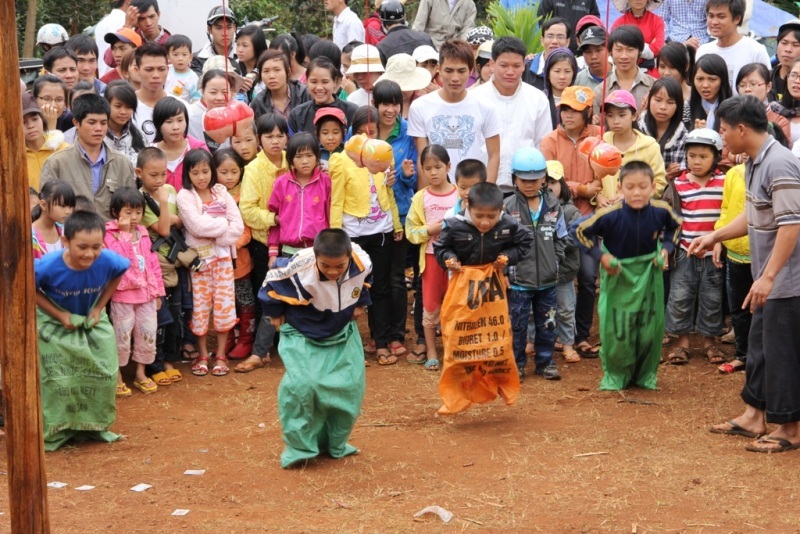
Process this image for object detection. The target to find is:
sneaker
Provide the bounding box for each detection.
[518,368,525,381]
[536,363,561,380]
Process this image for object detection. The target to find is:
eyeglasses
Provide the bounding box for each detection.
[544,33,568,41]
[736,82,766,90]
[36,96,65,104]
[789,72,800,81]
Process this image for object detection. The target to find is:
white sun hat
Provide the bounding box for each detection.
[375,53,432,92]
[346,44,386,75]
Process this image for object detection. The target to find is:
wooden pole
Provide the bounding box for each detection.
[0,0,51,531]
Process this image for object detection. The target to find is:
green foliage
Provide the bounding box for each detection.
[229,0,332,38]
[15,0,109,57]
[770,0,800,16]
[486,1,543,55]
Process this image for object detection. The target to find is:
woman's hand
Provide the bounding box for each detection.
[401,159,415,178]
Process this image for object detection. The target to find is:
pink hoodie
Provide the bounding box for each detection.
[163,136,209,192]
[267,168,331,257]
[104,221,166,304]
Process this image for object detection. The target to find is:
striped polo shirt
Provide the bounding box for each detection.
[674,170,725,253]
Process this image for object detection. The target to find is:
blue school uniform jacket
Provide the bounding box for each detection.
[259,245,373,341]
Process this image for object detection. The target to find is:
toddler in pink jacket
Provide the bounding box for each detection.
[267,134,331,264]
[104,187,166,397]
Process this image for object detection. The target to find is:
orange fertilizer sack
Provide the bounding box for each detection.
[438,264,519,415]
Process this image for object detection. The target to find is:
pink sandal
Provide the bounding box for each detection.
[212,356,230,376]
[192,356,210,376]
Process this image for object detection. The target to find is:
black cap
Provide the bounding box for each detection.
[207,5,237,26]
[578,26,606,49]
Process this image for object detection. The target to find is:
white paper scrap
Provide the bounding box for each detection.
[172,509,190,516]
[184,469,205,476]
[414,505,454,523]
[130,483,152,492]
[47,482,67,489]
[75,485,95,491]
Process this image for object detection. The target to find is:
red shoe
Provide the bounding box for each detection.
[228,305,256,359]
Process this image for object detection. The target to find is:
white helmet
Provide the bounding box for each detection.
[37,24,68,46]
[684,128,723,153]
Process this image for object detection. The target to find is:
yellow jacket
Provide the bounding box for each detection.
[26,131,69,190]
[602,130,667,199]
[239,151,288,245]
[405,187,431,273]
[329,152,402,233]
[714,164,749,262]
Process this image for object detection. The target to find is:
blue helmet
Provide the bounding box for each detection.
[511,147,547,180]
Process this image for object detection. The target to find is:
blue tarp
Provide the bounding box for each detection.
[617,0,793,38]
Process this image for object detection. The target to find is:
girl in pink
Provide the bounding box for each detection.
[152,97,209,191]
[177,149,244,377]
[267,133,331,265]
[32,180,76,260]
[105,187,166,397]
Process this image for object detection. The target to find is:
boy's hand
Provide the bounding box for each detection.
[394,230,404,242]
[600,253,620,275]
[60,310,76,331]
[352,306,366,320]
[118,214,131,233]
[494,254,508,268]
[154,185,170,204]
[426,221,443,236]
[666,163,682,180]
[445,257,461,272]
[269,315,285,329]
[712,242,724,269]
[86,306,102,328]
[401,159,415,177]
[658,248,669,270]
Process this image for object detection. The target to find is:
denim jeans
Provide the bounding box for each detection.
[726,260,753,360]
[575,246,599,343]
[666,250,724,337]
[556,280,577,346]
[510,287,557,373]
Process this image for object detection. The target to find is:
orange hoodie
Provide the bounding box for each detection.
[540,124,602,216]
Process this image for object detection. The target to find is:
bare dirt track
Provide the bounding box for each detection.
[0,320,798,533]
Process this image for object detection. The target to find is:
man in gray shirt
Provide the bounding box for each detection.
[690,95,800,453]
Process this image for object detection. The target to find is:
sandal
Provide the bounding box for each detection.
[563,350,581,363]
[151,371,172,386]
[407,348,427,364]
[575,341,600,359]
[389,341,408,357]
[133,378,158,394]
[165,368,183,383]
[667,347,690,365]
[181,347,200,363]
[192,356,210,376]
[234,355,267,373]
[376,351,398,366]
[424,358,440,371]
[705,345,726,365]
[363,340,377,354]
[718,359,746,374]
[554,342,564,352]
[212,356,230,376]
[116,383,132,398]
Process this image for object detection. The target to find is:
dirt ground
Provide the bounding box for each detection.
[0,307,798,533]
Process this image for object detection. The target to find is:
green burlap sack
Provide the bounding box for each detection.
[37,307,120,451]
[597,249,664,391]
[277,321,365,468]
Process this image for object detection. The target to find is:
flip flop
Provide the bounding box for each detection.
[745,435,800,453]
[406,349,427,364]
[563,350,581,363]
[376,352,398,366]
[709,420,764,439]
[116,383,132,398]
[133,378,158,394]
[389,341,408,357]
[151,371,172,386]
[576,341,600,359]
[424,358,440,371]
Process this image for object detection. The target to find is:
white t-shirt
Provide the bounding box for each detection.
[333,7,365,50]
[347,88,371,107]
[695,36,771,94]
[471,80,553,192]
[166,68,201,104]
[407,90,502,182]
[135,95,187,145]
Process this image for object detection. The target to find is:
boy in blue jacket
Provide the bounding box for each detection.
[259,229,373,468]
[504,148,569,381]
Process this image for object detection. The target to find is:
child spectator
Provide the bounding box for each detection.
[575,26,608,92]
[545,162,582,364]
[330,107,403,365]
[611,0,665,77]
[104,187,166,396]
[503,148,567,381]
[165,35,201,104]
[267,133,331,265]
[231,123,260,165]
[714,164,751,374]
[314,107,346,171]
[35,211,130,450]
[664,129,726,365]
[688,54,732,132]
[214,149,257,360]
[100,29,142,84]
[600,90,667,205]
[137,147,187,385]
[657,42,693,118]
[260,229,372,468]
[104,81,147,165]
[152,96,209,191]
[32,180,76,259]
[576,161,681,390]
[405,145,458,370]
[176,149,244,377]
[637,77,689,180]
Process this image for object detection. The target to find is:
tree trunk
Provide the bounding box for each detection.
[0,0,51,531]
[22,0,37,57]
